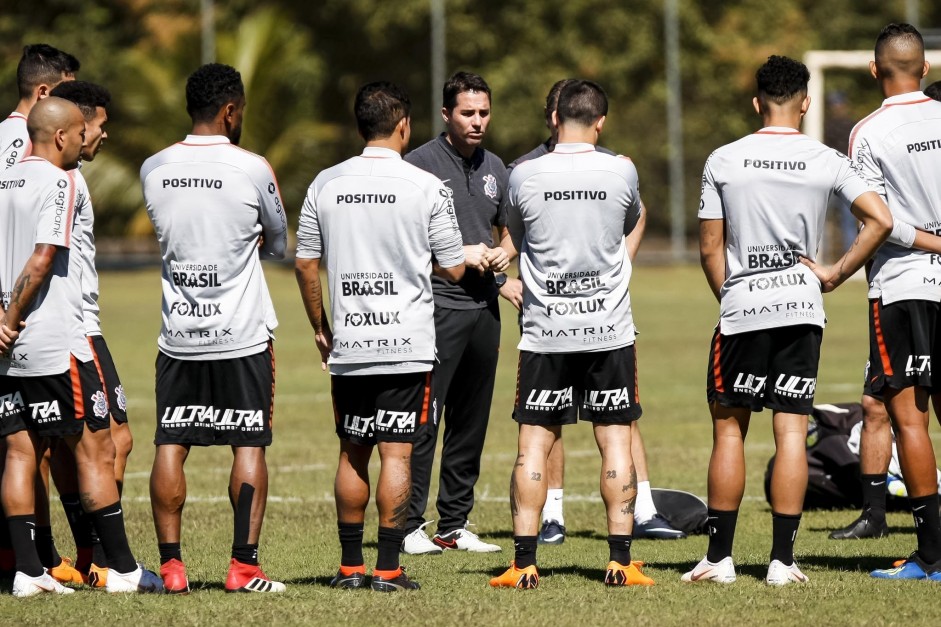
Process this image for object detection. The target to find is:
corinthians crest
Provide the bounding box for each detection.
[482,173,498,199]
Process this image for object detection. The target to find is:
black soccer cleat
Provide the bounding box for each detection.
[829,513,889,540]
[329,565,366,589]
[371,567,420,592]
[634,514,687,540]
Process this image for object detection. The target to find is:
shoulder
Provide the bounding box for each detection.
[403,139,438,166]
[848,107,889,152]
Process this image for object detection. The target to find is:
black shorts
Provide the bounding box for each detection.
[332,371,432,446]
[155,346,274,447]
[707,325,822,414]
[861,359,884,402]
[0,357,110,438]
[868,298,941,394]
[88,335,128,424]
[513,346,642,426]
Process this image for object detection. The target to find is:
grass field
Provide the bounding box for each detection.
[1,264,940,626]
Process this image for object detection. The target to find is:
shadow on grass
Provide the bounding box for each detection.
[805,525,913,535]
[798,554,904,572]
[485,529,607,541]
[465,563,605,582]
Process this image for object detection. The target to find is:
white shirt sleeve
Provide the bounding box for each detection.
[428,183,464,269]
[698,151,724,220]
[254,158,287,260]
[295,184,322,260]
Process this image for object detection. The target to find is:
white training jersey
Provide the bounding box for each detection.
[0,112,30,171]
[141,134,287,360]
[0,157,91,376]
[74,166,103,336]
[699,127,872,335]
[296,146,464,375]
[849,92,941,304]
[507,143,642,353]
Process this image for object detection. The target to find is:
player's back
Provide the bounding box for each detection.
[509,144,641,353]
[310,149,447,365]
[0,112,29,171]
[141,136,284,357]
[0,157,87,376]
[850,94,941,303]
[702,128,869,333]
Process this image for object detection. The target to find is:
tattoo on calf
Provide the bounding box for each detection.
[606,470,617,479]
[530,472,541,481]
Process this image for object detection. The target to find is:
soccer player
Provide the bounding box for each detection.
[401,71,510,555]
[0,43,80,583]
[142,63,287,594]
[846,24,941,581]
[684,55,891,586]
[296,81,465,591]
[491,79,653,589]
[1,44,79,169]
[509,79,684,544]
[47,79,130,586]
[0,97,163,596]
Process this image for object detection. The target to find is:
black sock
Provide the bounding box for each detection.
[513,535,538,569]
[770,512,801,566]
[0,514,13,551]
[232,544,258,565]
[910,494,941,564]
[35,526,61,569]
[376,527,405,572]
[860,474,888,520]
[158,542,182,565]
[89,501,136,573]
[608,534,632,565]
[7,515,43,577]
[706,508,738,563]
[338,522,364,567]
[59,493,93,550]
[91,528,108,568]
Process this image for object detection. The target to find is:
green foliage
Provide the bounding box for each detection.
[2,1,941,238]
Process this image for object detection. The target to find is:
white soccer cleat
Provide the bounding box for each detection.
[433,523,501,553]
[402,521,444,555]
[681,556,737,583]
[765,560,809,586]
[12,570,76,597]
[106,565,165,593]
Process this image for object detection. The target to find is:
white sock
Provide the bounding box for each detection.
[542,489,564,525]
[634,481,656,524]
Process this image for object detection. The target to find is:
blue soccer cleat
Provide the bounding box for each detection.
[871,554,941,581]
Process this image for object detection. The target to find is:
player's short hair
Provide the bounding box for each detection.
[443,71,491,112]
[185,63,244,123]
[875,23,925,79]
[925,80,941,102]
[50,80,111,120]
[755,55,809,106]
[557,80,608,126]
[354,81,411,141]
[546,79,576,125]
[16,44,80,99]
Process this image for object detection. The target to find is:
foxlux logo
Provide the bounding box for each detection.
[774,374,816,399]
[747,273,807,291]
[525,387,574,411]
[545,298,606,317]
[170,300,222,317]
[343,311,400,326]
[583,387,630,411]
[905,355,931,377]
[733,373,767,395]
[161,405,264,430]
[544,190,607,201]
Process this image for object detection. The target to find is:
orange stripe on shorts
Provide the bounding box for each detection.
[69,355,84,420]
[712,332,725,393]
[872,300,893,377]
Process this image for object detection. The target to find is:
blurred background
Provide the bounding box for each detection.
[2,0,939,263]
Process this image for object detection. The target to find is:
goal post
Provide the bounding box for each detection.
[803,49,941,142]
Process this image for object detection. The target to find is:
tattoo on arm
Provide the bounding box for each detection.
[10,274,30,310]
